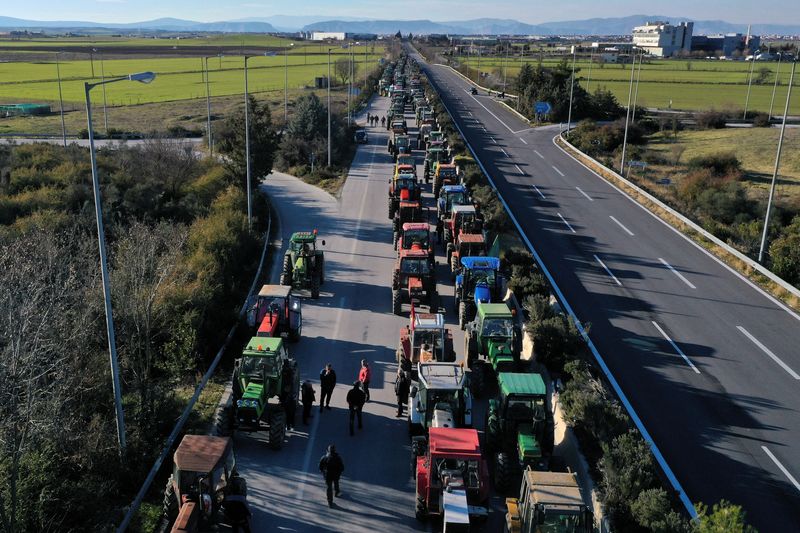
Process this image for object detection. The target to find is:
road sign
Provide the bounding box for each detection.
[628,160,647,168]
[534,101,552,114]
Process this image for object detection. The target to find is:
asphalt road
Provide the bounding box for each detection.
[234,96,506,532]
[410,47,800,531]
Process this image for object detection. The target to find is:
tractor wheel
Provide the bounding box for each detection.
[215,403,234,437]
[443,228,452,245]
[494,451,518,493]
[163,477,178,521]
[470,364,485,399]
[392,289,402,315]
[465,332,478,368]
[415,497,428,522]
[450,252,459,279]
[279,272,291,287]
[319,256,325,285]
[388,197,395,220]
[268,409,286,450]
[485,414,502,455]
[282,255,292,274]
[429,291,438,314]
[392,270,400,290]
[446,243,454,266]
[393,231,399,250]
[311,275,320,299]
[433,181,441,200]
[459,301,469,330]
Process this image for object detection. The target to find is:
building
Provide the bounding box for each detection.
[632,21,693,57]
[691,33,760,57]
[590,42,634,63]
[303,31,377,41]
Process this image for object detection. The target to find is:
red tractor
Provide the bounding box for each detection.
[397,311,456,369]
[246,284,302,342]
[392,248,438,315]
[388,173,421,220]
[447,233,486,279]
[413,427,490,526]
[396,222,434,264]
[443,205,484,249]
[392,201,427,248]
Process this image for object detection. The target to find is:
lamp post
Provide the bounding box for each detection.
[768,53,783,121]
[758,59,796,264]
[587,46,594,92]
[243,56,252,230]
[631,50,643,123]
[503,39,509,94]
[204,56,213,156]
[364,41,368,90]
[743,50,758,120]
[327,48,332,167]
[96,49,109,135]
[619,49,638,175]
[566,44,577,133]
[284,42,294,125]
[84,70,156,456]
[55,51,66,147]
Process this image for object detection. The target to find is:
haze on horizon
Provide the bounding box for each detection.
[4,0,799,26]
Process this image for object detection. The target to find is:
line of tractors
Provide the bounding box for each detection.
[387,56,595,532]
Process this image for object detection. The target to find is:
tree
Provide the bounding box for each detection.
[755,66,771,84]
[599,430,659,526]
[335,57,351,86]
[694,500,756,533]
[769,216,800,286]
[631,488,691,533]
[215,95,279,186]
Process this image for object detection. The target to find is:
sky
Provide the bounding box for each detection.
[4,0,799,25]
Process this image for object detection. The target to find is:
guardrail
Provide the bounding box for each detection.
[420,58,698,518]
[117,201,273,532]
[555,134,800,304]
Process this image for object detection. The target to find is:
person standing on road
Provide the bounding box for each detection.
[346,381,366,436]
[318,444,345,507]
[301,380,316,425]
[280,388,296,431]
[319,363,336,412]
[381,116,386,128]
[395,367,411,417]
[358,360,372,402]
[366,113,371,125]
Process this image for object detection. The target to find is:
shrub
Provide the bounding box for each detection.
[560,360,628,444]
[527,313,582,373]
[752,112,771,127]
[694,500,756,533]
[631,488,691,533]
[696,110,728,129]
[687,152,741,176]
[769,217,800,286]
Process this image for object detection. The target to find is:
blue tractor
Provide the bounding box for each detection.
[454,257,505,329]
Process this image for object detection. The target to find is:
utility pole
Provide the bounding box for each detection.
[743,51,758,120]
[364,42,368,89]
[631,51,643,123]
[619,49,638,175]
[503,39,509,94]
[347,45,352,126]
[587,46,594,92]
[204,57,213,157]
[98,49,109,135]
[327,48,332,167]
[567,44,577,133]
[55,52,67,147]
[244,56,252,230]
[758,59,796,264]
[769,53,783,121]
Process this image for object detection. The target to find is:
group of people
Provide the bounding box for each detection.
[365,113,385,128]
[297,360,372,436]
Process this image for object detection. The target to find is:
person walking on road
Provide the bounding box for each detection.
[346,381,366,436]
[395,367,411,417]
[301,380,316,425]
[381,116,386,128]
[280,389,296,431]
[319,363,336,412]
[358,359,372,402]
[318,444,345,507]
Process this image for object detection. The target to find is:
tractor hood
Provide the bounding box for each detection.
[407,276,423,292]
[487,339,515,372]
[242,382,264,402]
[517,425,543,460]
[473,283,491,305]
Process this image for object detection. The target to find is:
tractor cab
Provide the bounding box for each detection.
[389,173,422,219]
[163,435,241,528]
[464,303,521,397]
[409,362,473,434]
[412,427,489,524]
[393,200,426,248]
[247,284,302,342]
[505,470,593,533]
[394,134,411,155]
[281,231,325,299]
[396,154,417,176]
[398,222,434,261]
[448,233,486,279]
[424,146,449,182]
[428,130,447,147]
[392,248,438,314]
[438,185,470,222]
[397,312,456,371]
[444,205,484,248]
[433,163,460,198]
[392,119,408,135]
[455,257,503,327]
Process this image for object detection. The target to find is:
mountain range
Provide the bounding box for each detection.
[1,15,798,36]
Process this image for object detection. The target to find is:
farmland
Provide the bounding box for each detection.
[456,56,800,114]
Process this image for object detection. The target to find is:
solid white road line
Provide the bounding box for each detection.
[610,215,635,236]
[576,186,593,201]
[552,165,565,177]
[557,213,576,233]
[519,137,528,144]
[737,326,800,380]
[594,255,622,286]
[762,446,800,492]
[652,321,701,374]
[515,164,525,176]
[658,258,697,289]
[533,185,546,199]
[534,150,545,159]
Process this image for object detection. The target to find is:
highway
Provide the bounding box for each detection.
[409,46,800,531]
[234,94,505,531]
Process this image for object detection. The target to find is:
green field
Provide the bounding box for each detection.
[0,48,383,106]
[0,34,295,48]
[457,56,800,114]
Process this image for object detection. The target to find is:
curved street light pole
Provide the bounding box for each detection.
[244,56,252,230]
[204,56,213,157]
[328,48,332,167]
[55,51,66,147]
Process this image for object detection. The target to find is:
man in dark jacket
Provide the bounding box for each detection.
[395,367,411,417]
[319,363,336,412]
[301,380,316,425]
[318,444,345,507]
[346,381,366,436]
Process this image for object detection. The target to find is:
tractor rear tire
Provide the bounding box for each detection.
[465,333,478,368]
[415,497,428,522]
[429,291,438,314]
[446,243,454,266]
[268,409,286,450]
[443,228,452,246]
[433,178,441,199]
[388,197,395,220]
[393,231,399,250]
[392,289,402,315]
[392,270,400,290]
[163,477,178,521]
[282,255,292,274]
[319,256,325,285]
[450,252,458,279]
[459,301,469,330]
[311,276,320,299]
[470,364,485,399]
[485,414,502,455]
[494,451,519,493]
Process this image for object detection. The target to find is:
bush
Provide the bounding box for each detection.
[752,112,771,127]
[687,153,741,176]
[769,216,800,286]
[527,313,582,373]
[560,360,628,444]
[694,500,756,533]
[631,488,691,533]
[696,110,728,129]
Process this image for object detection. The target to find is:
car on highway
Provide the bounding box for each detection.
[354,129,368,144]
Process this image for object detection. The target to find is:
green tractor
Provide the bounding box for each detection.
[485,372,554,493]
[280,231,325,299]
[231,337,299,450]
[463,302,521,397]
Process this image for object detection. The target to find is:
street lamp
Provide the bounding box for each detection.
[285,42,294,125]
[84,70,156,456]
[243,56,252,229]
[363,41,368,90]
[769,53,783,121]
[55,51,66,147]
[95,48,110,135]
[743,50,759,120]
[204,56,213,157]
[631,50,644,123]
[327,48,332,167]
[758,59,796,264]
[567,44,577,134]
[619,49,638,175]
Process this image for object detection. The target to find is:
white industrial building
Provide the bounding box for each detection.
[310,31,348,41]
[632,21,693,57]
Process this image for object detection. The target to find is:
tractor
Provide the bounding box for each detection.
[395,153,417,177]
[392,248,438,315]
[230,337,299,450]
[280,231,325,299]
[391,134,411,159]
[423,145,449,183]
[463,302,521,397]
[408,362,473,436]
[397,312,456,372]
[433,162,460,199]
[163,435,244,529]
[505,469,593,533]
[246,284,302,342]
[443,205,484,250]
[448,233,486,279]
[428,130,447,147]
[388,173,421,219]
[397,222,434,263]
[454,257,504,328]
[418,124,433,151]
[485,372,554,492]
[392,200,426,248]
[391,118,408,135]
[412,427,490,527]
[437,185,471,226]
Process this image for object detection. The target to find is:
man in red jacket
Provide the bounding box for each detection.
[358,359,371,402]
